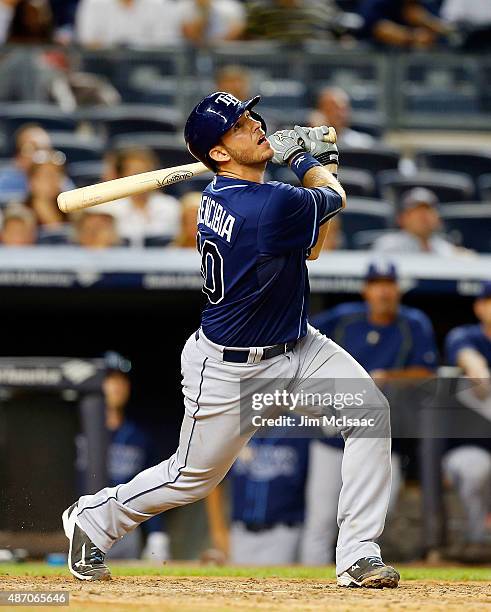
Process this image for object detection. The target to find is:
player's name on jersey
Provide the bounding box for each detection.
[251,414,376,428]
[198,195,236,243]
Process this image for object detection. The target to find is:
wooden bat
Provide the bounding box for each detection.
[57,161,210,213]
[57,127,337,214]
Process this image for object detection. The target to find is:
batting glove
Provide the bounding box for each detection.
[294,125,339,167]
[267,129,304,165]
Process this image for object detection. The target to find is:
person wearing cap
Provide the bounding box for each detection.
[373,187,461,255]
[64,91,401,589]
[301,260,438,565]
[75,352,170,561]
[0,204,37,246]
[443,283,491,559]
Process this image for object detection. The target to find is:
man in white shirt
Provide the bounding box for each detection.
[441,0,491,27]
[75,0,182,48]
[178,0,245,44]
[309,87,375,149]
[99,147,181,247]
[373,187,461,255]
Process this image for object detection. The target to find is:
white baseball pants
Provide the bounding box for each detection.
[75,325,392,574]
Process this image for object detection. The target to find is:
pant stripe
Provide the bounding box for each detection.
[120,357,208,505]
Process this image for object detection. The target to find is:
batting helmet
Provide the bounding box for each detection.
[184,91,267,170]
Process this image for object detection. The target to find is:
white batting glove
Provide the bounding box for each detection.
[267,129,304,165]
[294,125,339,167]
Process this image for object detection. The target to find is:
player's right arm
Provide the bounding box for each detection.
[266,126,345,258]
[300,164,345,260]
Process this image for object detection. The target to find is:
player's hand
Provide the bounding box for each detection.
[267,129,304,165]
[294,125,339,167]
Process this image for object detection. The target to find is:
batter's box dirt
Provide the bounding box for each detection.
[1,576,490,612]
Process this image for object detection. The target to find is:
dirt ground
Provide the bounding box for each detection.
[1,575,490,612]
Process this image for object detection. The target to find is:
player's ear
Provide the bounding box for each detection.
[209,144,231,165]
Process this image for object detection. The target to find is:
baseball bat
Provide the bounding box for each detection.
[57,161,210,213]
[57,127,337,214]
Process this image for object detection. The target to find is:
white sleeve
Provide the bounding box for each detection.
[222,0,245,26]
[440,0,463,22]
[75,0,105,46]
[0,2,14,44]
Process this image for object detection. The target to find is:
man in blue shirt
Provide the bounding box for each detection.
[64,92,399,588]
[301,260,437,564]
[444,283,491,552]
[206,426,310,565]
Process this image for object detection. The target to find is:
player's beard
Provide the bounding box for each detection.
[222,141,273,168]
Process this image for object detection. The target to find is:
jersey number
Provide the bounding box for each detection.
[200,240,224,304]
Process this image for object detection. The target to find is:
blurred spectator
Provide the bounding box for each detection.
[41,49,121,111]
[358,0,449,49]
[75,0,181,48]
[303,261,437,564]
[179,0,245,45]
[245,0,338,42]
[6,0,53,43]
[309,87,375,149]
[206,426,310,565]
[74,210,121,249]
[443,283,491,559]
[0,204,37,246]
[23,149,67,227]
[215,65,252,101]
[0,124,51,198]
[99,148,180,247]
[172,192,200,248]
[440,0,491,50]
[373,187,463,255]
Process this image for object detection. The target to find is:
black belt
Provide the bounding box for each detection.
[195,330,296,363]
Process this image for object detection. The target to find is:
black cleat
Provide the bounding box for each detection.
[62,503,111,581]
[337,556,400,588]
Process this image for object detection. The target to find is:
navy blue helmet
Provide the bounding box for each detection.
[184,91,267,170]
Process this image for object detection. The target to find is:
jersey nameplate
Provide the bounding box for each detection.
[198,195,237,244]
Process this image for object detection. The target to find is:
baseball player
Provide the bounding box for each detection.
[62,91,399,588]
[443,282,491,555]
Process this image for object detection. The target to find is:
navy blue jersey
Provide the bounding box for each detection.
[445,324,491,367]
[230,431,310,525]
[197,175,342,347]
[312,302,438,372]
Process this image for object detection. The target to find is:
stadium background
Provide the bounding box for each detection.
[0,0,490,567]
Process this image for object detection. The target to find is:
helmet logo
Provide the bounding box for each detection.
[214,92,240,106]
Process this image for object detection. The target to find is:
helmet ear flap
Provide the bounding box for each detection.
[250,110,267,134]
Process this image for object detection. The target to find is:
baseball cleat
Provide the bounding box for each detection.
[337,556,400,588]
[62,503,111,581]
